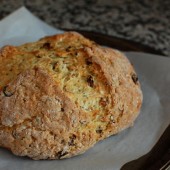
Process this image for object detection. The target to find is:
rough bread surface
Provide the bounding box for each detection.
[0,32,142,160]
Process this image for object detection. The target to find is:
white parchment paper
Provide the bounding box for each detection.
[0,7,169,170]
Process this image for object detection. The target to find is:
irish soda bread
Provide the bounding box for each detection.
[0,32,142,160]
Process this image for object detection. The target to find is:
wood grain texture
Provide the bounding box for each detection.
[63,29,165,56]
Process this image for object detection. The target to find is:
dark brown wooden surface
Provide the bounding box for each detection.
[121,125,170,170]
[63,29,169,170]
[63,29,165,56]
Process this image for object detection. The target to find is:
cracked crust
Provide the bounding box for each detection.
[0,32,143,160]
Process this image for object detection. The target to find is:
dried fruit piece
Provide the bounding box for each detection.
[131,73,138,84]
[42,42,51,49]
[87,75,94,87]
[85,58,92,65]
[57,151,69,159]
[3,86,14,97]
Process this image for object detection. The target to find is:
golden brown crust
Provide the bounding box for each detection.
[0,32,142,159]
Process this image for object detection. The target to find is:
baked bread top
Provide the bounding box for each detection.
[0,32,142,160]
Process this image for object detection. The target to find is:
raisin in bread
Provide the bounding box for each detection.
[0,32,142,160]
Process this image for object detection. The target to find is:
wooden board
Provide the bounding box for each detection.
[63,29,164,56]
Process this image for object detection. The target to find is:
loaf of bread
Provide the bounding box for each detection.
[0,32,142,160]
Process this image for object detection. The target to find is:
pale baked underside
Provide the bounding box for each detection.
[0,32,142,159]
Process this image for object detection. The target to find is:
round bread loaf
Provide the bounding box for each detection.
[0,32,142,160]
